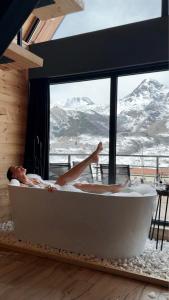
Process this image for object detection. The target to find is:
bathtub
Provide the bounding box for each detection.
[9,185,156,259]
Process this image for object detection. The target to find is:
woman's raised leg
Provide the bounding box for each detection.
[73,182,126,194]
[56,142,103,186]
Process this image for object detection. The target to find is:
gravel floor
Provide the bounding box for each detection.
[0,221,168,281]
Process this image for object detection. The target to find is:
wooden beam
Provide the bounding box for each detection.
[12,38,29,49]
[22,14,37,41]
[32,17,64,43]
[33,0,84,20]
[0,43,43,71]
[0,0,40,57]
[21,12,64,44]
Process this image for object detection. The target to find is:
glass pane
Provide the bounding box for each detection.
[50,78,110,182]
[53,0,161,39]
[117,70,169,184]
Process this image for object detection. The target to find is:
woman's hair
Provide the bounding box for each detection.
[6,167,14,181]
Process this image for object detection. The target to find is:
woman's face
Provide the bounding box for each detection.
[10,166,27,180]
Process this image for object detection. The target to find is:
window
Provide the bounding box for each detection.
[49,78,110,180]
[117,70,169,183]
[53,0,161,39]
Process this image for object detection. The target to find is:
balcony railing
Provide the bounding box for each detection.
[49,153,169,183]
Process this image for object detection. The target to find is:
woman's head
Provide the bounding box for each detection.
[7,166,26,181]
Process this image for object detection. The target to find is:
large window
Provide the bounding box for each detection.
[53,0,161,39]
[117,70,169,183]
[50,78,110,169]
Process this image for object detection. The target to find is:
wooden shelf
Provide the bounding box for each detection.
[0,43,43,71]
[33,0,84,20]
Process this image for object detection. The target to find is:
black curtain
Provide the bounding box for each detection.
[24,78,50,179]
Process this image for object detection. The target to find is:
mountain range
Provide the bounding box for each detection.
[50,78,169,156]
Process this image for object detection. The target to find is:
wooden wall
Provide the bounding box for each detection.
[0,69,28,221]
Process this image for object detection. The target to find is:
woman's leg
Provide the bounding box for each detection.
[56,142,103,186]
[73,182,126,194]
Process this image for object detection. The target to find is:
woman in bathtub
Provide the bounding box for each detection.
[7,142,126,194]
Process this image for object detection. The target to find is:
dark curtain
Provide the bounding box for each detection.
[24,78,50,179]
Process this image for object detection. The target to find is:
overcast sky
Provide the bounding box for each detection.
[50,70,169,107]
[50,78,111,107]
[53,0,161,39]
[50,0,168,107]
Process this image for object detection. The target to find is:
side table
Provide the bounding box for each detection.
[149,189,169,250]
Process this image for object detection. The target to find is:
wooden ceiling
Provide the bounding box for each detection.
[17,0,84,45]
[33,0,84,20]
[22,13,64,44]
[0,14,63,71]
[0,2,82,71]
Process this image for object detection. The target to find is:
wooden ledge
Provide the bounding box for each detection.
[33,0,84,20]
[0,241,168,288]
[0,233,168,288]
[0,43,43,71]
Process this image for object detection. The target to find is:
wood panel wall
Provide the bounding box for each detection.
[0,69,28,221]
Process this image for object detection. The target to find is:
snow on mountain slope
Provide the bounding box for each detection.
[118,79,169,113]
[118,79,169,135]
[50,79,169,156]
[65,97,94,107]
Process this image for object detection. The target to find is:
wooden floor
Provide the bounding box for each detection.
[0,250,168,300]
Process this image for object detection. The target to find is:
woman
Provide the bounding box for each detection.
[7,142,126,194]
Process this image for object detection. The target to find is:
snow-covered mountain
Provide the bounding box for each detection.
[118,79,169,132]
[50,102,109,138]
[50,79,169,156]
[65,97,94,108]
[118,79,167,113]
[117,79,169,155]
[62,96,110,115]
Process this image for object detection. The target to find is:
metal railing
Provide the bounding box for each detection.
[49,153,169,182]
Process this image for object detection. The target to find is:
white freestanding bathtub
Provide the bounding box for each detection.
[9,185,156,259]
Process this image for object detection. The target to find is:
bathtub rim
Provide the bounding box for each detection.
[8,184,157,200]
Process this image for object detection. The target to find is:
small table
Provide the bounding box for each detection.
[149,189,169,250]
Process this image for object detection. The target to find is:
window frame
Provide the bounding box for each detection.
[49,62,168,183]
[162,0,169,16]
[49,0,168,183]
[53,0,164,40]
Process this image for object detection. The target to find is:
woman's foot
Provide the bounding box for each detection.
[110,180,128,193]
[91,142,103,163]
[110,184,123,193]
[95,142,103,154]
